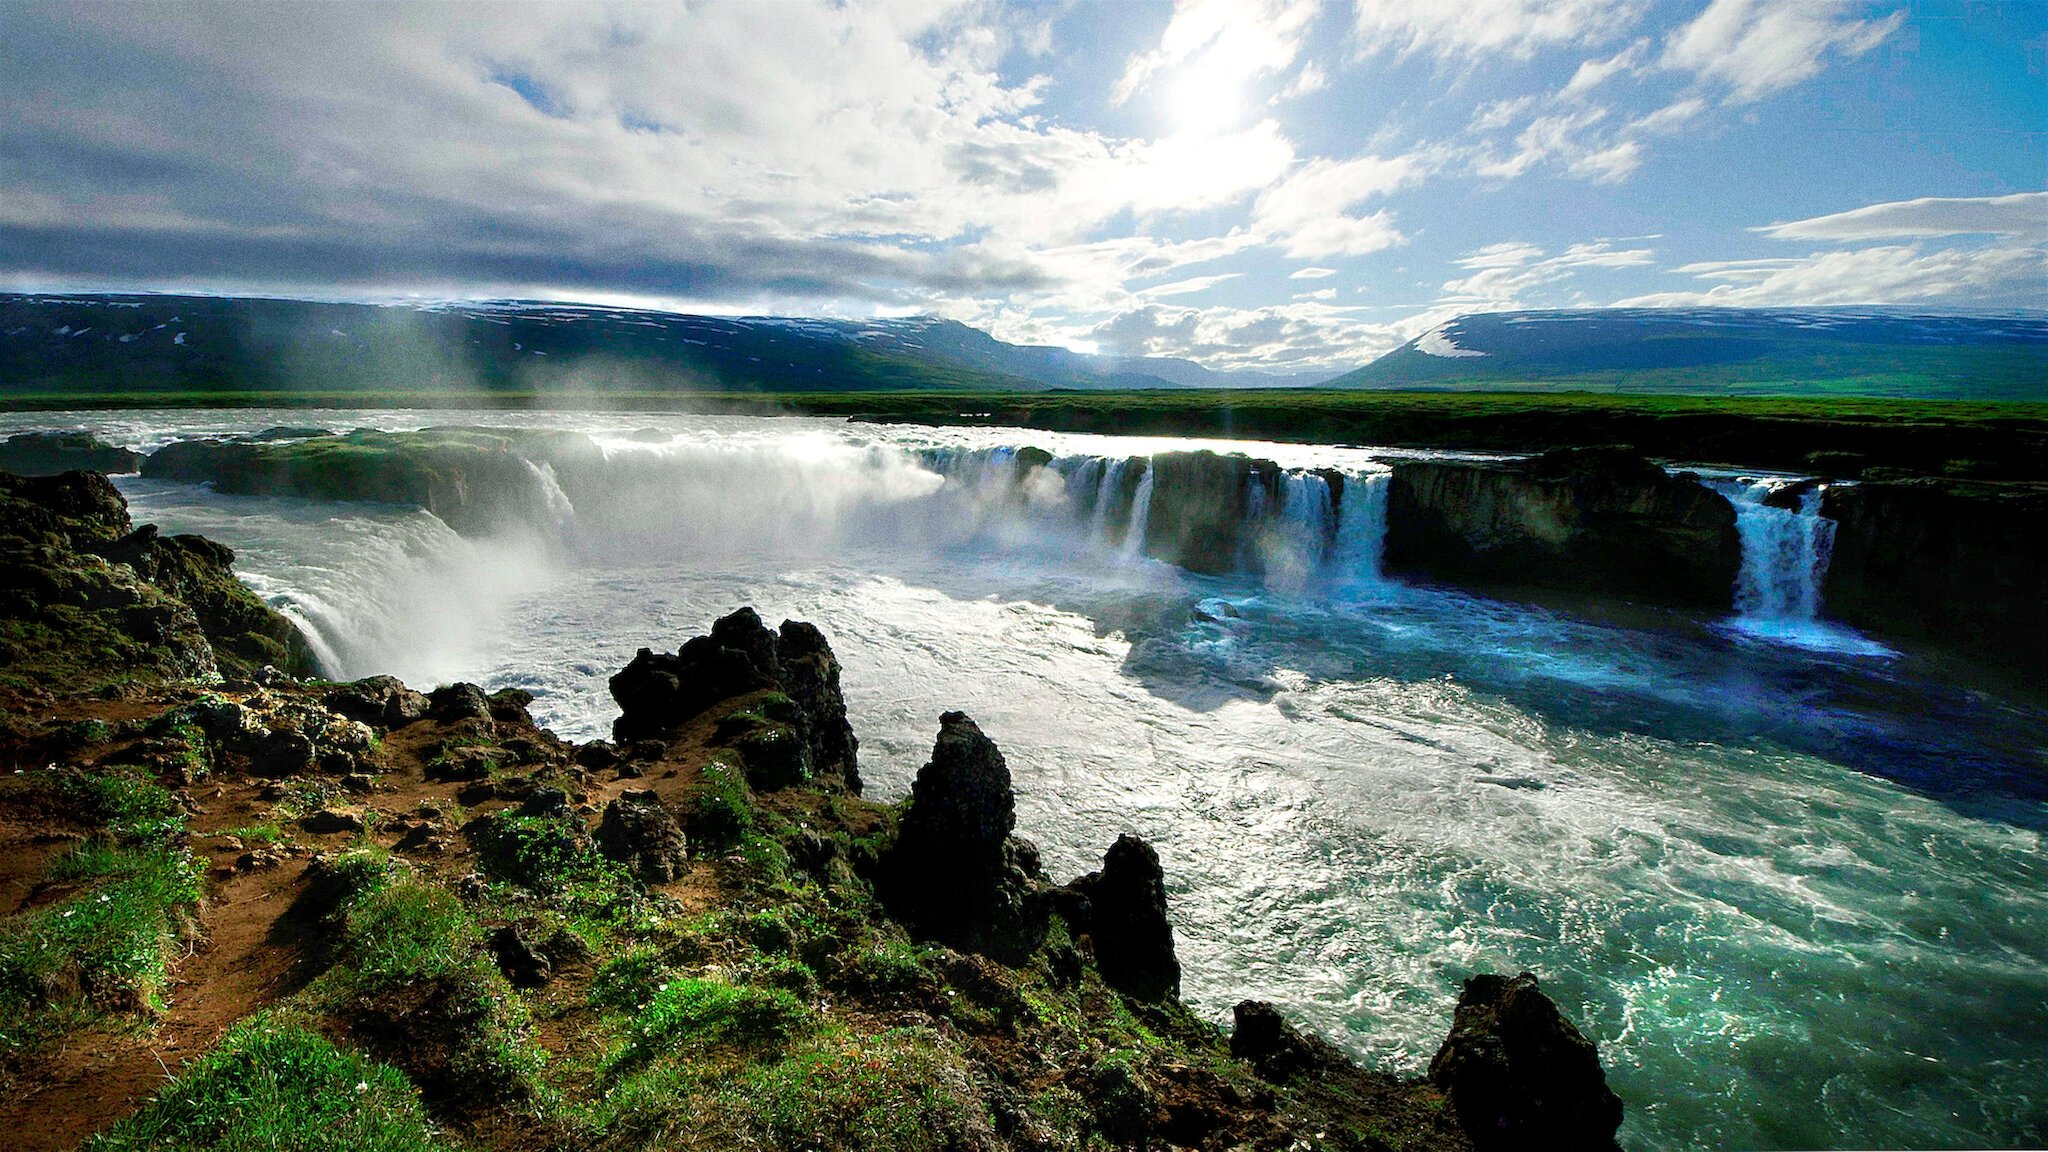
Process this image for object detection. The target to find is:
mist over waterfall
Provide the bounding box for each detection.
[33,407,2048,1152]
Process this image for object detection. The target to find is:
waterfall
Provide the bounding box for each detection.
[1711,478,1835,621]
[1121,463,1155,562]
[1090,458,1131,547]
[1328,469,1390,584]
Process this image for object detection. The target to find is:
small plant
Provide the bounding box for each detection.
[686,756,753,854]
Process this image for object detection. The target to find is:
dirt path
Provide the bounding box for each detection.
[3,857,311,1151]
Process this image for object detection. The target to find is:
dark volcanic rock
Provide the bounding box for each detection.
[486,923,553,988]
[776,619,862,794]
[878,712,1048,963]
[89,523,319,678]
[428,682,494,724]
[1064,833,1180,1001]
[1428,972,1623,1152]
[1820,478,2048,677]
[1231,1000,1350,1080]
[593,789,689,884]
[1140,450,1275,575]
[329,675,429,727]
[607,607,861,792]
[1385,446,1740,609]
[0,432,142,476]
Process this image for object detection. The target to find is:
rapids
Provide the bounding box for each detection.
[8,408,2043,1151]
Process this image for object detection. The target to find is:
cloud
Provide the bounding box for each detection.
[1140,273,1244,297]
[1474,108,1641,183]
[1561,39,1650,96]
[1114,0,1322,106]
[1289,266,1338,279]
[1252,151,1430,256]
[1755,193,2048,242]
[1353,0,1643,60]
[1617,243,2048,307]
[1662,0,1904,104]
[1441,239,1655,305]
[1082,298,1436,371]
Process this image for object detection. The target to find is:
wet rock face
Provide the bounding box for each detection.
[1140,450,1274,575]
[1386,446,1741,610]
[594,790,689,884]
[0,432,143,477]
[607,607,861,793]
[1064,833,1180,1002]
[1428,972,1623,1152]
[879,712,1048,963]
[1820,478,2048,677]
[90,523,320,678]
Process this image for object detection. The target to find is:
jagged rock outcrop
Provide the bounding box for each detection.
[594,790,689,884]
[1231,1000,1352,1080]
[1429,972,1623,1152]
[1063,833,1180,1002]
[328,674,430,727]
[0,472,217,684]
[90,523,317,678]
[1385,446,1741,609]
[608,606,860,792]
[877,711,1049,963]
[1819,478,2048,677]
[0,432,141,476]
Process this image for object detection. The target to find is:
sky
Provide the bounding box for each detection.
[3,0,2044,373]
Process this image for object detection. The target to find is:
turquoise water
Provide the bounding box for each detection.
[10,408,2042,1150]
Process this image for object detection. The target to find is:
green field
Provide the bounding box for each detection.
[6,387,2047,480]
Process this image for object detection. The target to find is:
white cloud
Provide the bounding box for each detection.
[1114,0,1322,112]
[1441,239,1655,305]
[1562,39,1649,96]
[1083,298,1437,371]
[1663,0,1904,104]
[1353,0,1643,60]
[1617,243,2048,307]
[1141,273,1244,297]
[1251,151,1430,256]
[1628,97,1706,135]
[1289,266,1338,279]
[1756,193,2048,242]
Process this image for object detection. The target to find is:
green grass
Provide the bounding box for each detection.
[81,1012,449,1152]
[686,756,754,854]
[0,838,202,1064]
[607,976,811,1073]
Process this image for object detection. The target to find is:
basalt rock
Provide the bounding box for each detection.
[608,607,861,791]
[877,711,1049,963]
[1386,446,1741,610]
[1428,972,1623,1152]
[329,675,429,727]
[594,790,690,884]
[1819,478,2048,678]
[87,524,319,678]
[429,682,494,725]
[0,432,142,477]
[1231,1000,1350,1080]
[1064,833,1180,1001]
[1140,450,1279,575]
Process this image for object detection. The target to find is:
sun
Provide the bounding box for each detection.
[1165,56,1245,137]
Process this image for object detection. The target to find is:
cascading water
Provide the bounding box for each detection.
[18,407,2044,1152]
[1121,463,1155,562]
[1705,476,1889,654]
[1327,469,1390,585]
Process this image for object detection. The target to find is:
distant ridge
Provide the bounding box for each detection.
[1330,308,2048,400]
[0,293,1318,399]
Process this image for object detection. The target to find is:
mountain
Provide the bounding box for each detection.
[1329,308,2048,400]
[0,294,1315,400]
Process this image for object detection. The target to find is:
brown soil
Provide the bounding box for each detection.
[4,855,313,1151]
